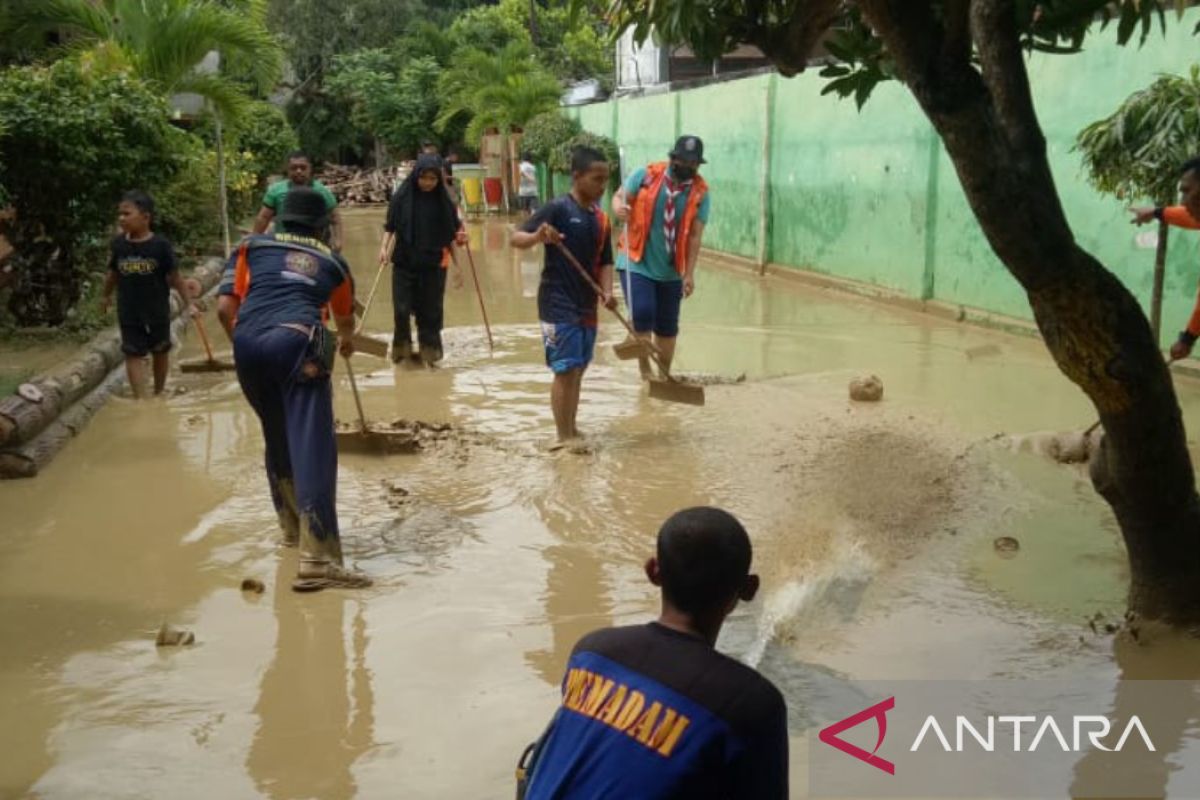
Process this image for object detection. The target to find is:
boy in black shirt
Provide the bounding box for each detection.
[523,507,789,799]
[101,191,194,397]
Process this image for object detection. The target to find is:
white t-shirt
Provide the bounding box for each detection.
[519,161,538,197]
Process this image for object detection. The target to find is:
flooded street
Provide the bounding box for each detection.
[4,208,1200,798]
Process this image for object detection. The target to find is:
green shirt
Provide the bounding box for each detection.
[262,179,338,213]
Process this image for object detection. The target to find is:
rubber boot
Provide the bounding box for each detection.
[275,478,301,547]
[293,517,371,591]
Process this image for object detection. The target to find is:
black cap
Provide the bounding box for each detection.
[669,135,706,164]
[278,186,329,229]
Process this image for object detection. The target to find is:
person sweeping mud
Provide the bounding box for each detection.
[518,507,788,799]
[511,146,616,451]
[254,151,343,252]
[100,191,197,398]
[1132,156,1200,360]
[378,153,467,365]
[612,136,711,379]
[217,187,370,591]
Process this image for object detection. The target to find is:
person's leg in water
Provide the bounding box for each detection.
[151,351,170,394]
[623,270,657,380]
[277,336,370,590]
[234,329,301,546]
[391,259,416,362]
[414,262,448,365]
[545,323,595,449]
[121,324,149,398]
[648,276,683,377]
[149,322,173,394]
[125,356,147,399]
[551,368,582,443]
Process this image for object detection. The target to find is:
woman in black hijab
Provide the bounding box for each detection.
[378,153,466,365]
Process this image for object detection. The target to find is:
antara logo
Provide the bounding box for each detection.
[820,698,1156,774]
[819,697,896,775]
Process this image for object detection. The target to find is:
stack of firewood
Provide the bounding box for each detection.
[317,164,411,206]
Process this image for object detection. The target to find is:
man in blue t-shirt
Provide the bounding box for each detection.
[612,136,711,378]
[520,507,788,799]
[511,146,616,451]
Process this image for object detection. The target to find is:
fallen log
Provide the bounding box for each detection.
[0,257,223,455]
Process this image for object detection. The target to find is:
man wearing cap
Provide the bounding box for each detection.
[254,151,344,252]
[612,135,711,378]
[217,187,370,592]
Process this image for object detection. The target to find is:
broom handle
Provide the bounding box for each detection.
[194,313,217,362]
[355,258,387,335]
[343,356,369,432]
[552,241,673,377]
[462,241,494,352]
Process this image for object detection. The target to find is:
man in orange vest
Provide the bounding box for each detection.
[1131,156,1200,360]
[612,136,711,378]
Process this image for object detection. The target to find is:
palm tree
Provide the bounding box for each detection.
[0,0,283,118]
[436,41,562,144]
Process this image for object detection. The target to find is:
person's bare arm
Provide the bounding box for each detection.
[683,220,705,298]
[217,295,240,341]
[252,206,274,234]
[168,270,198,317]
[379,231,395,265]
[100,272,118,315]
[612,187,630,221]
[329,208,343,251]
[598,264,616,309]
[511,223,562,249]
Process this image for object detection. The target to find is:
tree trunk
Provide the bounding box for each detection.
[1151,219,1169,341]
[857,0,1200,624]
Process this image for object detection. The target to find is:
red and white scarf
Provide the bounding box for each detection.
[663,177,691,258]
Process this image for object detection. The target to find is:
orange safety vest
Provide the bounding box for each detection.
[624,162,708,275]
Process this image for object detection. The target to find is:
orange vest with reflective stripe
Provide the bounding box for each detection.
[625,162,708,275]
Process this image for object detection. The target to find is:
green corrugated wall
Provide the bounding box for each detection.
[570,12,1200,347]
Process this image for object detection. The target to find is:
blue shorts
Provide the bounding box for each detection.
[620,270,683,337]
[541,321,596,374]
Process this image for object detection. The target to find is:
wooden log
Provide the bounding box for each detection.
[0,378,64,447]
[0,370,123,479]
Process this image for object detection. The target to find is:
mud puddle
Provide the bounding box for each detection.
[3,211,1200,797]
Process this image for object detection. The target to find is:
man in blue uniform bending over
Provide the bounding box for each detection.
[523,506,788,799]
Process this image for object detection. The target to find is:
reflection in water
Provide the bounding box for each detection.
[1070,631,1200,800]
[248,556,376,799]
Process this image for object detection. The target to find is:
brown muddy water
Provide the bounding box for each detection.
[4,208,1200,798]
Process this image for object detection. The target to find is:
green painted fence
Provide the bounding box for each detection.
[570,12,1200,347]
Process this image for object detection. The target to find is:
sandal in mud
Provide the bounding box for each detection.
[291,561,373,592]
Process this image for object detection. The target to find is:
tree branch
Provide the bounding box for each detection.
[971,0,1045,154]
[941,0,972,68]
[748,0,841,76]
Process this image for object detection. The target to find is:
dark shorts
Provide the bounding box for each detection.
[620,270,683,338]
[519,195,539,212]
[120,321,172,357]
[541,321,596,374]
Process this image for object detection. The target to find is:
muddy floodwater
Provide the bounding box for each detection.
[4,209,1200,798]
